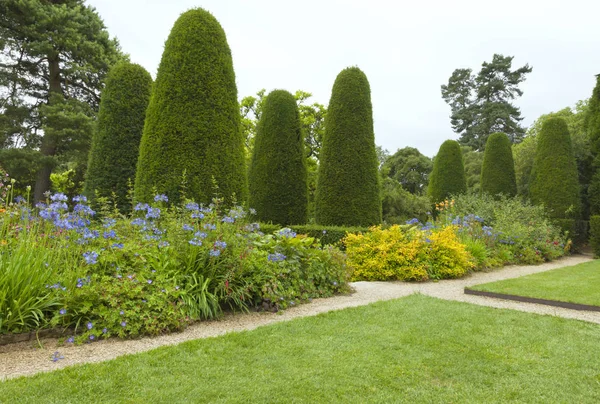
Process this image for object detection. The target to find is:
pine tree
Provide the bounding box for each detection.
[84,62,152,212]
[315,67,381,226]
[530,117,580,219]
[134,8,247,205]
[428,140,467,203]
[248,90,307,225]
[480,132,517,198]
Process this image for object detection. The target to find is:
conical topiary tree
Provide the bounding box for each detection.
[530,117,580,219]
[315,67,381,226]
[248,90,307,225]
[480,132,517,198]
[84,62,152,212]
[134,8,247,205]
[587,75,600,215]
[428,140,467,203]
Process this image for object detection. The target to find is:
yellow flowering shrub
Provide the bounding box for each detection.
[345,224,473,282]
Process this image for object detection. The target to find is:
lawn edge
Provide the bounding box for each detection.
[464,288,600,312]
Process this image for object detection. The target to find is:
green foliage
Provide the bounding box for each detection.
[428,140,467,203]
[381,177,431,224]
[345,225,473,281]
[520,101,592,216]
[257,223,369,247]
[530,117,581,219]
[84,62,152,212]
[461,146,483,193]
[589,215,600,257]
[248,90,307,225]
[315,67,381,226]
[135,8,247,205]
[587,77,600,214]
[441,54,532,150]
[382,147,432,194]
[481,132,517,198]
[0,0,124,200]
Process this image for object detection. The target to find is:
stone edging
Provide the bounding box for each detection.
[464,288,600,312]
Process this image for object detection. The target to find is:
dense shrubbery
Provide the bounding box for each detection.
[481,132,517,198]
[135,8,247,205]
[248,90,307,225]
[315,67,381,226]
[428,140,467,203]
[258,223,368,247]
[590,215,600,257]
[0,191,350,339]
[345,224,473,281]
[84,62,152,212]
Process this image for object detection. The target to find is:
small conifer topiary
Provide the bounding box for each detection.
[84,61,152,212]
[315,67,381,226]
[134,8,247,205]
[248,90,307,225]
[480,132,517,198]
[530,117,580,219]
[428,140,467,203]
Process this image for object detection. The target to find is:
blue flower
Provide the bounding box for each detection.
[121,321,127,327]
[131,218,146,226]
[182,224,194,231]
[209,249,221,257]
[146,207,161,219]
[51,351,64,362]
[87,322,93,330]
[203,223,217,231]
[66,337,74,344]
[267,253,286,262]
[278,228,297,238]
[14,195,25,203]
[89,335,95,341]
[112,243,124,249]
[83,251,98,265]
[59,308,66,315]
[103,230,117,239]
[134,203,149,211]
[158,241,170,248]
[214,240,227,249]
[191,212,205,219]
[189,238,203,246]
[120,310,124,315]
[50,193,68,202]
[194,231,207,239]
[405,218,420,225]
[147,279,153,284]
[102,328,108,334]
[73,195,87,203]
[221,216,235,223]
[185,202,199,211]
[154,194,168,202]
[103,218,117,228]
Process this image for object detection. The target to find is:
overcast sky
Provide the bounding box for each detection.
[89,0,600,157]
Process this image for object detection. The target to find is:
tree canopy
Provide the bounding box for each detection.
[382,147,432,195]
[441,54,532,151]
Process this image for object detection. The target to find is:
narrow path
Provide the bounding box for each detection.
[1,254,596,381]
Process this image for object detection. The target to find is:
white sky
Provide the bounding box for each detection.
[88,0,600,157]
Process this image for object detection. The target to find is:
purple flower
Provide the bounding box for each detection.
[191,212,205,219]
[102,328,108,334]
[83,251,98,265]
[59,308,67,315]
[185,202,199,211]
[121,321,127,327]
[112,243,124,249]
[209,249,221,257]
[182,224,194,231]
[66,336,74,343]
[188,238,203,246]
[51,351,64,362]
[154,194,168,202]
[87,322,93,330]
[89,335,95,341]
[214,240,227,249]
[120,310,124,315]
[147,279,153,284]
[134,202,149,211]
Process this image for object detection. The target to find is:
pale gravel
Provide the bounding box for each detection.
[1,254,597,381]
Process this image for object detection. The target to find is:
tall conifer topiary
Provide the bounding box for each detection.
[587,75,600,215]
[315,67,381,226]
[134,8,247,204]
[480,132,517,198]
[84,62,152,212]
[530,117,580,219]
[248,90,307,225]
[428,140,467,203]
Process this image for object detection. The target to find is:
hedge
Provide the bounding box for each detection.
[84,62,152,212]
[315,67,381,227]
[134,8,247,205]
[530,117,580,219]
[248,90,307,225]
[481,132,517,198]
[428,140,467,203]
[590,215,600,257]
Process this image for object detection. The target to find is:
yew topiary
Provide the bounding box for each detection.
[480,132,517,198]
[134,8,247,205]
[428,140,467,203]
[315,67,381,226]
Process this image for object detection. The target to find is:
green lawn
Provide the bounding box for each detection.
[1,294,600,403]
[469,260,600,307]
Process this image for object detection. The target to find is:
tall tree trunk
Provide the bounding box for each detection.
[34,54,61,202]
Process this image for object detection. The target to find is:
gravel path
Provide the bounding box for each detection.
[1,254,597,381]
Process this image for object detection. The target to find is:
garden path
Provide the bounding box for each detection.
[1,254,596,380]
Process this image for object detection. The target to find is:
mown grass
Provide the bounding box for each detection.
[1,294,599,403]
[470,260,600,307]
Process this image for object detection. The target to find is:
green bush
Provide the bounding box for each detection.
[589,215,600,257]
[481,132,517,198]
[84,62,152,212]
[381,177,431,224]
[315,67,381,226]
[257,223,369,247]
[530,117,580,219]
[248,90,307,225]
[134,8,247,205]
[428,140,467,203]
[588,76,600,214]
